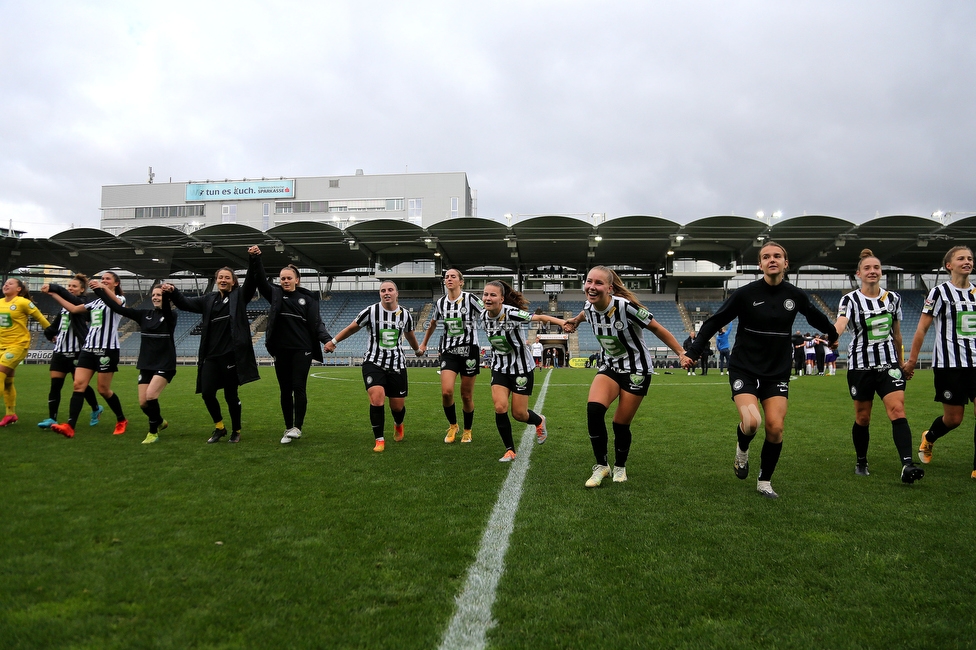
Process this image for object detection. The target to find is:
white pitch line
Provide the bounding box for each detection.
[438,370,553,650]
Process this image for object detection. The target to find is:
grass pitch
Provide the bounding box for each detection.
[2,364,975,649]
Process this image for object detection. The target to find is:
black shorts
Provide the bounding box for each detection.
[729,370,789,401]
[490,369,534,395]
[932,367,976,405]
[597,367,651,396]
[362,361,408,398]
[138,368,176,384]
[77,349,120,374]
[50,351,80,374]
[439,344,481,377]
[847,367,905,402]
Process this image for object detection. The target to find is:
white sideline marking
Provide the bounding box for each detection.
[439,370,552,650]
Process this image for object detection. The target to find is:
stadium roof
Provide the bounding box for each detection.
[2,214,974,279]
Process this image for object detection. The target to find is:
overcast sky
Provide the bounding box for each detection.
[2,1,973,237]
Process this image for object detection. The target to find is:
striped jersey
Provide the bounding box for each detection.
[838,289,902,369]
[430,291,484,352]
[581,295,655,374]
[53,308,85,354]
[921,281,976,368]
[83,295,126,350]
[0,296,49,348]
[480,305,534,374]
[356,303,414,372]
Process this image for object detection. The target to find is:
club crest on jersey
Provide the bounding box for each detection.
[366,376,374,385]
[850,386,858,397]
[298,298,306,306]
[8,304,16,311]
[888,368,903,380]
[944,390,953,400]
[138,374,143,382]
[629,374,645,386]
[732,379,745,391]
[459,308,467,315]
[99,356,110,366]
[440,361,447,368]
[783,299,796,311]
[515,376,528,387]
[466,359,477,369]
[614,321,624,330]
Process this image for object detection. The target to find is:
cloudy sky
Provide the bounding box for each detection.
[2,1,973,237]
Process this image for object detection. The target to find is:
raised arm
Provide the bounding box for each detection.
[247,246,274,300]
[44,286,88,314]
[93,286,141,321]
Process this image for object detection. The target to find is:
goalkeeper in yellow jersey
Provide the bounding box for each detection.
[0,278,51,426]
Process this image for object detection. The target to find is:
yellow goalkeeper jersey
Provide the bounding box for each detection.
[0,296,50,348]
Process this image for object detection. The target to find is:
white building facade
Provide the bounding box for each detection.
[100,171,475,234]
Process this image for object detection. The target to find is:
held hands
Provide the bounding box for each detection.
[41,284,50,293]
[159,283,176,293]
[323,340,336,354]
[679,354,696,370]
[902,359,916,380]
[562,320,577,333]
[248,245,261,256]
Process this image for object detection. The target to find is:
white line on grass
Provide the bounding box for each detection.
[439,369,552,650]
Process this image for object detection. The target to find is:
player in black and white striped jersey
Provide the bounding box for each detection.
[44,272,129,438]
[418,269,484,444]
[38,274,102,429]
[480,280,566,462]
[563,266,691,488]
[325,280,421,453]
[834,249,923,483]
[905,245,976,477]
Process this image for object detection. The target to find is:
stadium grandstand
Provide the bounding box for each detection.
[7,212,976,369]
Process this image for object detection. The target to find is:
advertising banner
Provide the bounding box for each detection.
[186,180,295,201]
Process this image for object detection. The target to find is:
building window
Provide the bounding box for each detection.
[386,198,404,211]
[135,205,203,219]
[275,201,329,214]
[451,197,459,218]
[222,205,237,224]
[408,198,423,218]
[330,179,339,188]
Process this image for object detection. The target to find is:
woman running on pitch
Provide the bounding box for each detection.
[682,241,837,498]
[38,274,102,429]
[418,268,484,444]
[324,280,421,452]
[0,279,50,427]
[95,284,177,444]
[562,266,691,487]
[248,245,331,444]
[833,249,923,483]
[904,245,976,477]
[45,272,129,438]
[163,266,259,444]
[480,280,565,462]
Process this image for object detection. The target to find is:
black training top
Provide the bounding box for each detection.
[687,279,837,379]
[95,288,177,371]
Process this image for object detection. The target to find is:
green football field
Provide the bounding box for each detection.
[2,364,975,649]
